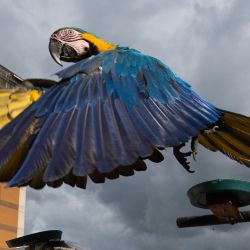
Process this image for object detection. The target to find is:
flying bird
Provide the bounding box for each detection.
[0,27,250,189]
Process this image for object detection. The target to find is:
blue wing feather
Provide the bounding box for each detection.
[0,47,221,188]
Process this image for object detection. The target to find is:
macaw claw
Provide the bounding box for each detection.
[173,143,195,173]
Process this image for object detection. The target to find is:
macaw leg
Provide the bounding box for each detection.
[173,143,194,173]
[203,125,219,134]
[191,136,198,161]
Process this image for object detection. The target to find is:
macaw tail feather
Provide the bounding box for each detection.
[198,109,250,167]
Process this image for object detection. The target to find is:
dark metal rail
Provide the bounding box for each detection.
[177,211,250,228]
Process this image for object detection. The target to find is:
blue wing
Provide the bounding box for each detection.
[0,47,220,188]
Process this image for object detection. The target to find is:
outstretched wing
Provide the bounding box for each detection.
[0,48,220,189]
[0,65,56,129]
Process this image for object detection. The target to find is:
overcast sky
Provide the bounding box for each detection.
[1,0,250,249]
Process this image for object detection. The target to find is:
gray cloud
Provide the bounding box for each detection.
[1,0,250,249]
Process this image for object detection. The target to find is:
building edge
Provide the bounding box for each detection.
[17,187,26,237]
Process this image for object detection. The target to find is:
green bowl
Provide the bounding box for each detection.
[187,179,250,209]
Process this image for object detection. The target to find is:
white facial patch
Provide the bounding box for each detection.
[67,39,90,55]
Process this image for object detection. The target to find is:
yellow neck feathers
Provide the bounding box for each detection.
[82,33,117,53]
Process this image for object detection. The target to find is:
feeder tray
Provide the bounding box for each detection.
[6,230,62,248]
[177,179,250,228]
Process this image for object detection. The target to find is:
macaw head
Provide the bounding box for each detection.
[49,27,117,66]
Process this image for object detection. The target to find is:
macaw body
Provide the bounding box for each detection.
[0,28,250,189]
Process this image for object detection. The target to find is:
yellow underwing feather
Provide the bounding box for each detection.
[199,111,250,168]
[208,134,246,163]
[0,89,42,129]
[0,106,9,116]
[198,134,217,151]
[217,131,250,157]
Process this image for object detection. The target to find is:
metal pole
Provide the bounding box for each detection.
[177,210,250,228]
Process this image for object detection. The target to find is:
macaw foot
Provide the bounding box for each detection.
[204,125,219,134]
[173,143,194,173]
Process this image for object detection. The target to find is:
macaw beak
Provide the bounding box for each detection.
[49,39,63,66]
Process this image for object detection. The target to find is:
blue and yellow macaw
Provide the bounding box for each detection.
[0,27,250,189]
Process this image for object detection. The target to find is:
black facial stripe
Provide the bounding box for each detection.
[83,40,98,55]
[66,38,85,42]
